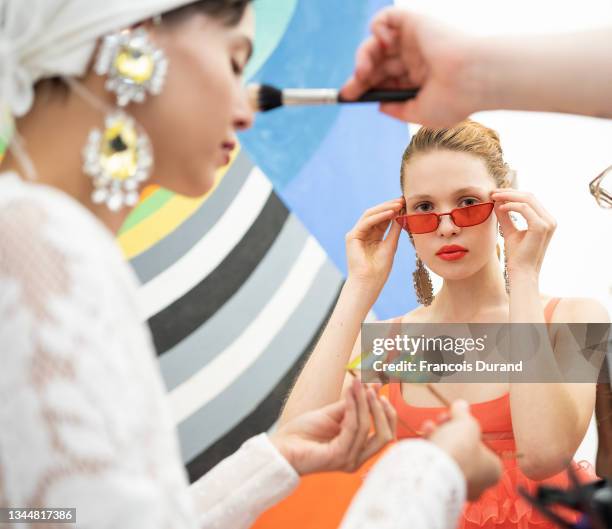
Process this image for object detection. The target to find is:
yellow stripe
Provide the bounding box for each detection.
[118,146,239,259]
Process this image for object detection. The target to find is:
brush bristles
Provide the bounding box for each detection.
[247,83,283,112]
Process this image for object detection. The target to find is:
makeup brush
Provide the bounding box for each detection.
[248,83,419,112]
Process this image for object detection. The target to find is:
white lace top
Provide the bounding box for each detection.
[0,171,465,529]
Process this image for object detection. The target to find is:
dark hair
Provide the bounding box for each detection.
[162,0,253,26]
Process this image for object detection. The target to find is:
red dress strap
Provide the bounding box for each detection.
[544,297,562,324]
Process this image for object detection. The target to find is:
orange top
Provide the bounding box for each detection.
[388,297,596,528]
[253,297,595,529]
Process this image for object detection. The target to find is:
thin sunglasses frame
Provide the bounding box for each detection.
[395,201,496,234]
[589,165,612,208]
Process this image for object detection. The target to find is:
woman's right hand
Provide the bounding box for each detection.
[270,379,397,476]
[345,197,405,293]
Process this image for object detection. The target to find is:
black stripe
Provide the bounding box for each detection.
[148,192,289,355]
[185,282,343,482]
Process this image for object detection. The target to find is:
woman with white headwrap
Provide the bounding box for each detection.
[0,1,500,527]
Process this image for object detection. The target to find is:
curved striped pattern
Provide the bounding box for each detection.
[128,146,350,478]
[239,0,415,320]
[119,0,401,506]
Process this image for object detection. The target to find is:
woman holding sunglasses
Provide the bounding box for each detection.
[280,119,608,528]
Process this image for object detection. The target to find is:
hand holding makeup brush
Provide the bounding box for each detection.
[341,8,478,128]
[343,7,612,127]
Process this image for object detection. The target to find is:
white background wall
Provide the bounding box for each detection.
[395,0,612,465]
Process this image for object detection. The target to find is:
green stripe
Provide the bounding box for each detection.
[119,188,176,235]
[0,111,13,156]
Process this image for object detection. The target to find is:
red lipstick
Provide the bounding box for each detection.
[436,244,468,261]
[220,141,236,166]
[222,141,236,151]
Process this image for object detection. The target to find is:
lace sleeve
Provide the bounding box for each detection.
[0,195,198,528]
[191,433,299,529]
[339,440,466,529]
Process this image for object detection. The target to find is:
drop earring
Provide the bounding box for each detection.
[74,23,166,212]
[95,26,168,107]
[82,112,153,211]
[407,232,434,306]
[498,223,510,294]
[413,255,434,306]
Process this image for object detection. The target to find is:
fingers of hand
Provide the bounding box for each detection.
[334,386,359,460]
[370,6,410,42]
[363,197,405,219]
[385,213,403,247]
[371,17,397,48]
[491,190,556,233]
[380,395,397,439]
[493,201,518,238]
[355,210,395,237]
[340,75,368,101]
[355,35,386,82]
[347,380,371,467]
[358,389,396,466]
[495,201,549,233]
[349,199,404,239]
[341,36,386,100]
[323,398,348,424]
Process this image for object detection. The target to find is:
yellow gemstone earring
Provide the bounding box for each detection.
[95,26,168,107]
[82,112,152,211]
[79,24,165,212]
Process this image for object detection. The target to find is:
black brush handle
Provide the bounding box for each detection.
[339,88,419,103]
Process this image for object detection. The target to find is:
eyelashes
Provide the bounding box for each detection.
[412,196,482,212]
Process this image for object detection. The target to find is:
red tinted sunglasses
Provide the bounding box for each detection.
[395,202,495,234]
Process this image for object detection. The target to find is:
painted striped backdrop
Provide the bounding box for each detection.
[125,149,360,479]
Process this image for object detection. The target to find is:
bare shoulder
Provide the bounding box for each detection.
[550,296,610,324]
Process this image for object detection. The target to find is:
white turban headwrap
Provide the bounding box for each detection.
[0,0,194,118]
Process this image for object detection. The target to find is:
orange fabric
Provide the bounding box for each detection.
[388,384,595,528]
[253,297,595,529]
[386,296,597,529]
[252,385,393,529]
[544,297,561,324]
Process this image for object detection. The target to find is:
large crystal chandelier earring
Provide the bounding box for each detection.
[498,223,510,294]
[82,112,153,211]
[78,24,167,212]
[95,25,168,107]
[414,255,434,306]
[408,233,434,306]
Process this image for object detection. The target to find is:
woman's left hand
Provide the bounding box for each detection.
[270,379,396,476]
[490,189,557,278]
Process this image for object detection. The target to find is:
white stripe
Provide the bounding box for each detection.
[169,237,326,423]
[137,168,272,319]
